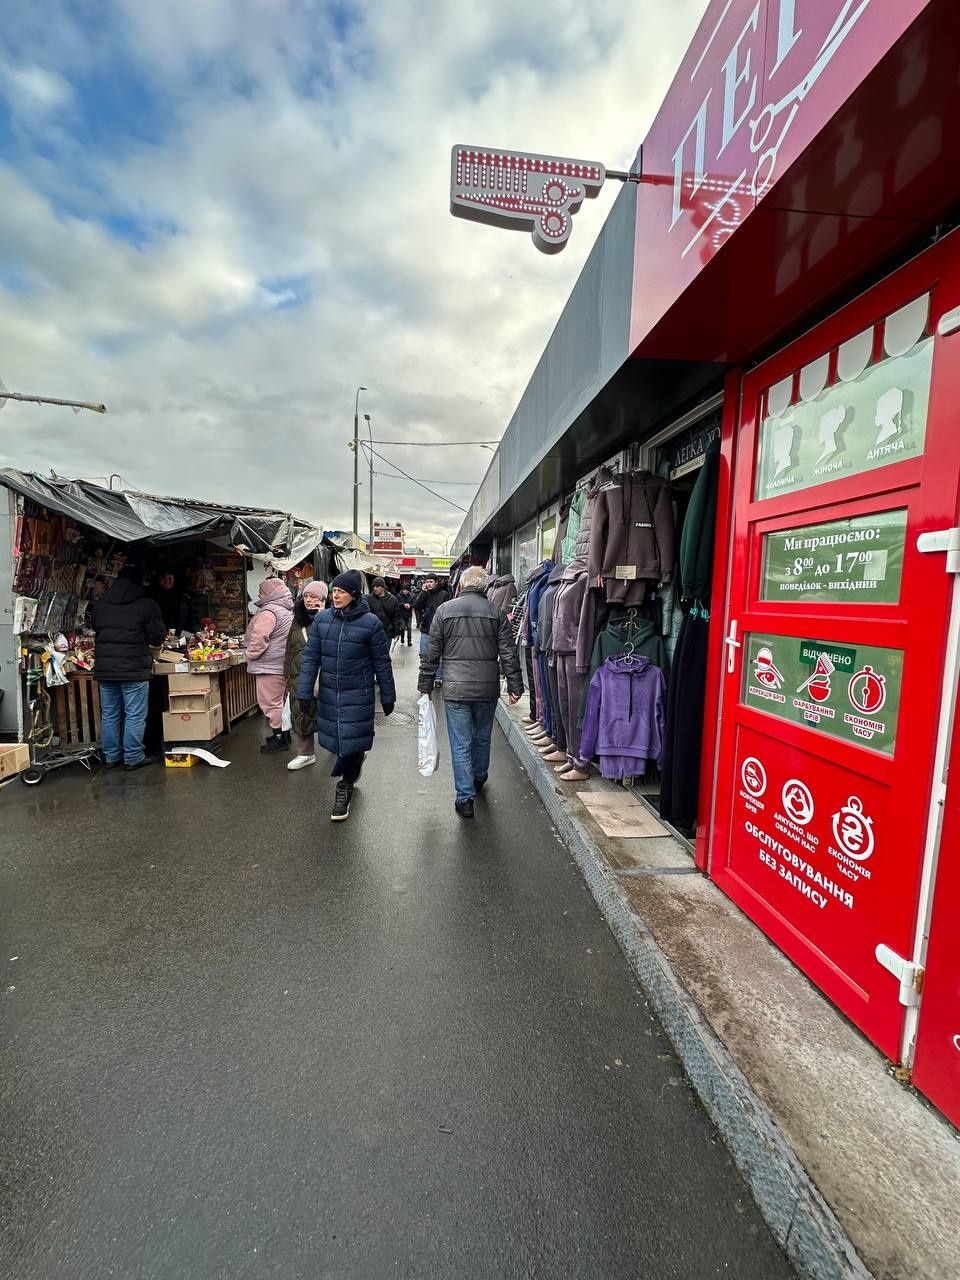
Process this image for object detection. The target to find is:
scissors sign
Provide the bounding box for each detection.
[748,0,871,198]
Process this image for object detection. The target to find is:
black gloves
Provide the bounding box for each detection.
[382,703,395,717]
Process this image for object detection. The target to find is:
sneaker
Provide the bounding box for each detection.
[331,781,352,822]
[260,731,289,754]
[103,758,123,769]
[473,777,486,794]
[124,754,161,771]
[287,754,316,771]
[455,798,475,818]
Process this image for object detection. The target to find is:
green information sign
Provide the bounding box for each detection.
[742,632,903,755]
[760,510,906,604]
[755,339,933,501]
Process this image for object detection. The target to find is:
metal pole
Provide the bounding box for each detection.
[352,386,366,538]
[365,414,373,549]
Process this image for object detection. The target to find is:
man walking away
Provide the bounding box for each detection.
[418,565,522,818]
[92,561,166,770]
[414,574,450,682]
[396,585,415,646]
[366,577,402,643]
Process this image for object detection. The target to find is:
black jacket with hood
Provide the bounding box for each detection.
[418,586,523,702]
[92,573,166,681]
[414,583,450,634]
[366,590,402,638]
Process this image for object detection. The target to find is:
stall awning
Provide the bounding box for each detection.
[0,469,321,557]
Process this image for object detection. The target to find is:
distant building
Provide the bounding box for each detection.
[372,521,404,558]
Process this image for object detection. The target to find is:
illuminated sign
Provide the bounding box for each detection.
[451,146,605,254]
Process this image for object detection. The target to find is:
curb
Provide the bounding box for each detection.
[497,703,873,1280]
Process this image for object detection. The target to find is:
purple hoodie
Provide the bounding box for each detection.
[578,655,665,780]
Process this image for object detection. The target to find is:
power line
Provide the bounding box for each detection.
[359,442,468,514]
[367,438,499,447]
[370,470,476,486]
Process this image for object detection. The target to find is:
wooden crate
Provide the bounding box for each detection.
[219,663,259,726]
[51,674,102,746]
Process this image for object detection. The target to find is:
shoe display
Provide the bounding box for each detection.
[124,755,161,771]
[287,754,316,771]
[455,799,475,818]
[331,781,353,821]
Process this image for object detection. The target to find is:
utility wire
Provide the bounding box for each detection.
[366,438,499,447]
[359,441,468,514]
[370,470,475,485]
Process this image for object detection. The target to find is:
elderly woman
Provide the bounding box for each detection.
[244,577,295,753]
[297,570,396,822]
[283,579,328,771]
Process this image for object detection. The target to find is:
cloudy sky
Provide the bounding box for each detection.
[0,0,705,552]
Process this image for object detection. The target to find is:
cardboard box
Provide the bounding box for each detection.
[154,660,189,674]
[168,690,215,713]
[162,702,224,743]
[154,648,186,664]
[167,672,221,697]
[0,743,30,780]
[164,752,197,768]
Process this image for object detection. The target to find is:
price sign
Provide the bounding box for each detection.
[761,510,906,604]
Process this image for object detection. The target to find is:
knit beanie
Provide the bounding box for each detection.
[299,578,328,602]
[259,577,289,601]
[331,570,363,600]
[372,577,386,590]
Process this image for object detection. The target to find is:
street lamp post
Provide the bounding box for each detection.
[364,413,374,551]
[352,385,367,539]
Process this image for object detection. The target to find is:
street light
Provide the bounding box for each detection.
[364,413,374,550]
[352,385,367,539]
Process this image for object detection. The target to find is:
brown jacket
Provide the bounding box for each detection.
[587,472,674,605]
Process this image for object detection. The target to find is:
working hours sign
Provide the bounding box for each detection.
[761,510,906,604]
[743,632,903,756]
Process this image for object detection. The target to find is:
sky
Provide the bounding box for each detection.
[0,0,706,553]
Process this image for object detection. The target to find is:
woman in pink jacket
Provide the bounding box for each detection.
[244,578,295,753]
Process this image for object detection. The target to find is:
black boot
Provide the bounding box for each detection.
[260,729,289,754]
[331,780,353,822]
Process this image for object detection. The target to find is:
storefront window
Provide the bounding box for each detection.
[515,519,538,588]
[540,514,558,562]
[755,335,934,502]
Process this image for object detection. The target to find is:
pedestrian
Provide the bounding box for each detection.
[92,561,166,770]
[366,577,402,642]
[283,579,328,771]
[418,564,522,818]
[244,577,295,754]
[414,574,450,682]
[150,568,186,632]
[396,584,415,646]
[297,570,396,822]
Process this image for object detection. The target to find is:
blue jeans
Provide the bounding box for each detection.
[444,700,497,803]
[99,680,150,765]
[419,631,442,680]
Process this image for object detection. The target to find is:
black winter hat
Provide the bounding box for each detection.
[331,570,364,600]
[372,577,386,589]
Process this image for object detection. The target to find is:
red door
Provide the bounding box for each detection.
[710,236,960,1060]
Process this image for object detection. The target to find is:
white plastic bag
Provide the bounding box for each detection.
[280,695,292,732]
[417,693,439,777]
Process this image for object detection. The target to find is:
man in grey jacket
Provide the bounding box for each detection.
[419,565,523,818]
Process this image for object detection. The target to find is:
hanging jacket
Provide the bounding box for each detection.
[92,576,166,682]
[244,582,295,675]
[524,560,555,647]
[418,586,523,702]
[537,564,565,657]
[551,559,589,655]
[579,655,666,781]
[560,488,586,564]
[488,573,518,614]
[588,472,675,605]
[297,596,396,757]
[679,445,720,600]
[578,615,668,726]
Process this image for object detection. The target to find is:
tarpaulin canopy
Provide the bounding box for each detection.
[0,469,322,557]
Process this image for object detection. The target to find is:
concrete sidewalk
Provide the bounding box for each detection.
[497,697,960,1280]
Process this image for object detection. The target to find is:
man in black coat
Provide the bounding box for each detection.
[414,575,451,680]
[366,578,402,641]
[92,563,165,770]
[419,565,523,818]
[396,585,415,646]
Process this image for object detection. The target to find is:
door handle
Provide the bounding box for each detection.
[724,620,741,674]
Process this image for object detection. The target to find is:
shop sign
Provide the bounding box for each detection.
[755,339,933,501]
[450,146,606,254]
[666,415,721,480]
[431,557,453,571]
[760,509,906,604]
[743,631,902,754]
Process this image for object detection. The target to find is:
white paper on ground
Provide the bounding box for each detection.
[164,748,231,768]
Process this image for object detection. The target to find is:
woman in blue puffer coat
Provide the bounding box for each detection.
[297,570,396,822]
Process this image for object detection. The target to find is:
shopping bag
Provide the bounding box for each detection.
[417,693,440,777]
[280,695,292,732]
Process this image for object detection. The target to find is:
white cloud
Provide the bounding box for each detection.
[0,60,74,119]
[0,0,707,551]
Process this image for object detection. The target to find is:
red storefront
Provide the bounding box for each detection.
[628,0,960,1125]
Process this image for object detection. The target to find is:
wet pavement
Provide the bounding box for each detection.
[0,647,795,1279]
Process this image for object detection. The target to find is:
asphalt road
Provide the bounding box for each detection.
[0,647,795,1279]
